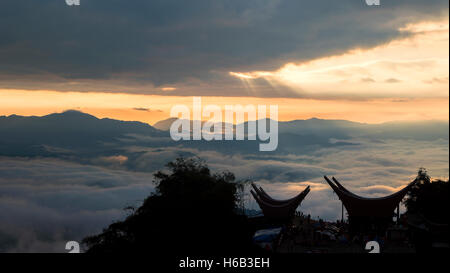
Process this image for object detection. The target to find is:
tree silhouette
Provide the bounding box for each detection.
[404,168,449,224]
[83,157,256,254]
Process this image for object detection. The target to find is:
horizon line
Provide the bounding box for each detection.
[2,109,449,127]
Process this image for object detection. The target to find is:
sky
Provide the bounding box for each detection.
[0,0,448,124]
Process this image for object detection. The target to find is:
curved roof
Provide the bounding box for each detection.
[251,183,307,205]
[324,176,415,218]
[251,184,310,220]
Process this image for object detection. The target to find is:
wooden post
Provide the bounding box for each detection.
[341,202,344,223]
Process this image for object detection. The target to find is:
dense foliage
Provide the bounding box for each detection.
[404,168,449,224]
[83,157,255,254]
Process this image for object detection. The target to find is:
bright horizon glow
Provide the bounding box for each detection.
[0,89,448,125]
[229,18,449,100]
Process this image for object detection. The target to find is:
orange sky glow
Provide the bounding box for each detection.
[0,89,448,125]
[0,19,448,126]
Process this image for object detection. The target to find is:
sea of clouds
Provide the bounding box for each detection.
[0,136,448,252]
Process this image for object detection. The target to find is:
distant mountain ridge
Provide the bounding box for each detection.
[153,116,449,141]
[0,110,448,158]
[2,111,448,142]
[1,110,161,134]
[0,110,165,152]
[153,117,178,131]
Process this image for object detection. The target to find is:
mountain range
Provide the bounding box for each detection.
[1,110,448,160]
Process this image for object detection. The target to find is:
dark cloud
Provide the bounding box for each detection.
[133,108,150,112]
[0,0,447,95]
[132,107,162,112]
[361,77,376,83]
[423,77,449,84]
[385,78,402,83]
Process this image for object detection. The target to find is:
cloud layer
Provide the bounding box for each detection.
[0,0,448,96]
[0,158,153,252]
[0,132,448,252]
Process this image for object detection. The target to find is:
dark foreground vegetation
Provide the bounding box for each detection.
[83,157,258,254]
[405,168,449,224]
[404,168,449,252]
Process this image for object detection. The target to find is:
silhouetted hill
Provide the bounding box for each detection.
[0,110,165,155]
[153,117,178,131]
[277,118,364,138]
[154,117,449,141]
[365,120,449,141]
[1,110,160,135]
